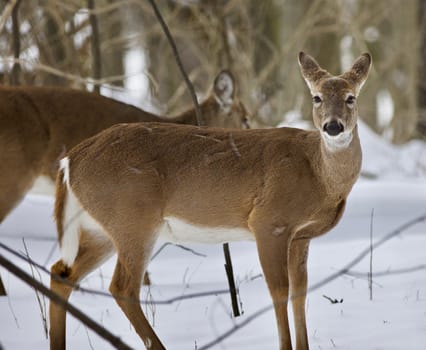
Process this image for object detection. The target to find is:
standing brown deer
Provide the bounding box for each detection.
[49,52,371,350]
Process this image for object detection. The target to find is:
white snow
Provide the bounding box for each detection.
[0,122,425,350]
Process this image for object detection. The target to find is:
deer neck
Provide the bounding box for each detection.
[169,97,218,125]
[170,108,199,125]
[317,124,362,197]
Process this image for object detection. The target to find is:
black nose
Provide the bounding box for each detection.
[323,120,344,136]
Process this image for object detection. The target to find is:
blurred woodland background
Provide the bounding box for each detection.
[0,0,425,143]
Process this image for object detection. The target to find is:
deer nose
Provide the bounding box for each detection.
[323,120,344,136]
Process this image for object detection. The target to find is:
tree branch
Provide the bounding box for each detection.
[0,253,133,350]
[0,0,18,34]
[0,241,229,306]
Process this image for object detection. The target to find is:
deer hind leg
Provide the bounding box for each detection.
[254,230,292,350]
[108,224,165,350]
[49,229,114,350]
[288,238,310,350]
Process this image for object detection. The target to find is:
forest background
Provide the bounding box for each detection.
[1,0,425,144]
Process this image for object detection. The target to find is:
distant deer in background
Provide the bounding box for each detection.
[0,70,248,226]
[49,52,371,350]
[0,70,248,296]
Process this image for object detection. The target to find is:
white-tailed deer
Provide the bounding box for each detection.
[49,52,371,350]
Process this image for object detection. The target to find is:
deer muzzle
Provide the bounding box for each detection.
[323,120,344,136]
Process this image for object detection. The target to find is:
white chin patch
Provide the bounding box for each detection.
[322,130,353,152]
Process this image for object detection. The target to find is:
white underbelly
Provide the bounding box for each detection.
[160,216,254,244]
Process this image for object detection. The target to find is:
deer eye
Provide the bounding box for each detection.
[313,95,322,105]
[346,95,356,105]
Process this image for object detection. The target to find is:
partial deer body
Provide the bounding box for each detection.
[0,70,248,225]
[49,53,371,350]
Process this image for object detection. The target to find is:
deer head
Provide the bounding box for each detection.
[210,69,250,129]
[299,52,371,152]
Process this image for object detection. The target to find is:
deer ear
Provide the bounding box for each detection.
[298,52,330,93]
[214,70,235,106]
[341,53,372,95]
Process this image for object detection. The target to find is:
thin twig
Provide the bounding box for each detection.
[0,0,18,34]
[84,326,95,350]
[22,239,48,339]
[56,0,137,16]
[0,234,55,242]
[345,264,426,278]
[6,278,20,329]
[43,241,58,267]
[143,283,156,327]
[150,242,207,262]
[146,0,204,125]
[322,294,343,304]
[369,208,374,300]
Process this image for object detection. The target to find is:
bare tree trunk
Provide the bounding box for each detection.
[303,1,341,123]
[389,0,418,143]
[41,7,68,85]
[10,0,21,85]
[417,0,426,137]
[88,0,102,93]
[100,0,124,88]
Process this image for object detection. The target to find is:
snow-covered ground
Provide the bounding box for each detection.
[0,122,425,350]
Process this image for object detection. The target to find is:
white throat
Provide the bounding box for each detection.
[321,130,353,153]
[214,95,232,113]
